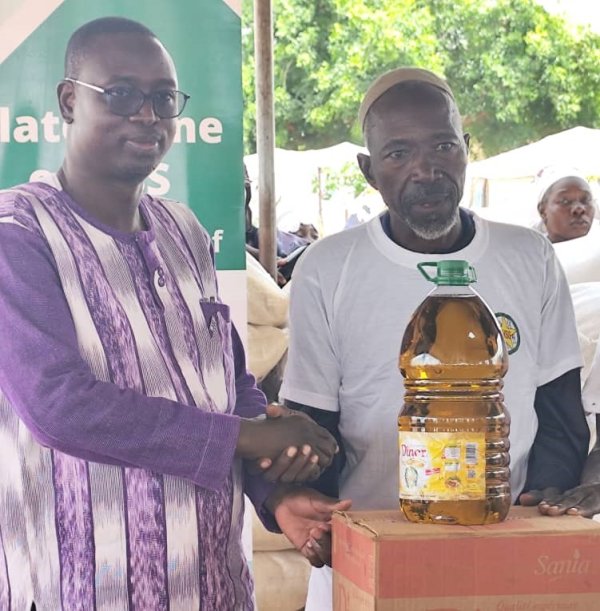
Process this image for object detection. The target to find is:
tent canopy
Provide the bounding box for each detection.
[245,142,368,235]
[469,126,600,180]
[464,126,600,225]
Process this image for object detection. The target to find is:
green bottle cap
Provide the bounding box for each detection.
[417,260,477,285]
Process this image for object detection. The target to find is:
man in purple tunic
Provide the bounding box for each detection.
[0,17,348,611]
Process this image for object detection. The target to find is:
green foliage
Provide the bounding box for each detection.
[311,161,369,201]
[242,0,443,151]
[426,0,600,155]
[243,0,600,156]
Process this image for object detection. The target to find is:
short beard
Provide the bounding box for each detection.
[399,181,461,240]
[405,207,460,240]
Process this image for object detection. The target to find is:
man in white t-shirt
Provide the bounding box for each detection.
[279,67,593,610]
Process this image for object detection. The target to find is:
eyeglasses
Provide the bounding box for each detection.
[65,78,190,119]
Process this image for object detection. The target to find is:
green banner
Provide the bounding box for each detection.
[0,0,244,270]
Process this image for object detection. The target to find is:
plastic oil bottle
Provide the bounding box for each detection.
[398,260,511,525]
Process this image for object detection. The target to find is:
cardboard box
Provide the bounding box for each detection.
[332,506,600,610]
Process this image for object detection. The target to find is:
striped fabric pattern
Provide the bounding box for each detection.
[0,182,252,610]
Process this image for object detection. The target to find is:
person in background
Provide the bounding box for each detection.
[528,168,600,516]
[532,166,595,243]
[531,166,600,283]
[292,222,319,242]
[0,17,349,610]
[277,67,594,610]
[343,204,372,229]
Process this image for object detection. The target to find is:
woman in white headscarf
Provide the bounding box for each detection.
[532,166,595,243]
[532,168,600,517]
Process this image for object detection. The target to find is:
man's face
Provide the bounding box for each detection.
[358,89,468,241]
[542,177,595,243]
[62,32,177,183]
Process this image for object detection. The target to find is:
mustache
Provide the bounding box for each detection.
[402,183,456,207]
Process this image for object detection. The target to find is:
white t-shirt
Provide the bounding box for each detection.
[282,212,581,505]
[282,213,582,609]
[569,283,600,415]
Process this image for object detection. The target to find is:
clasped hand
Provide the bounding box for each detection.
[239,404,338,483]
[266,486,351,567]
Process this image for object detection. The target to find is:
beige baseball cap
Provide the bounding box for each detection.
[358,67,455,130]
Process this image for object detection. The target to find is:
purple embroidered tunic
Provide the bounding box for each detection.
[0,180,272,610]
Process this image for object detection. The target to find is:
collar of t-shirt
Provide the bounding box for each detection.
[380,207,476,253]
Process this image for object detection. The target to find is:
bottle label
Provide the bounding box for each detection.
[399,431,486,501]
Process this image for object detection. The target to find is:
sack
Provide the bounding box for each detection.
[247,324,288,381]
[246,253,289,327]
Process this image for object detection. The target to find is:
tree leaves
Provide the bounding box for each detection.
[243,0,600,157]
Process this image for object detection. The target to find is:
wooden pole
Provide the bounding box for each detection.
[254,0,277,281]
[317,166,324,237]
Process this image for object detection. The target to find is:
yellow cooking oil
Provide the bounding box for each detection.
[398,260,511,525]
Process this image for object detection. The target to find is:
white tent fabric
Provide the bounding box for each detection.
[245,142,367,235]
[469,127,600,180]
[464,127,600,226]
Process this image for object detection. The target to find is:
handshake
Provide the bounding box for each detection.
[237,402,349,568]
[237,403,338,483]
